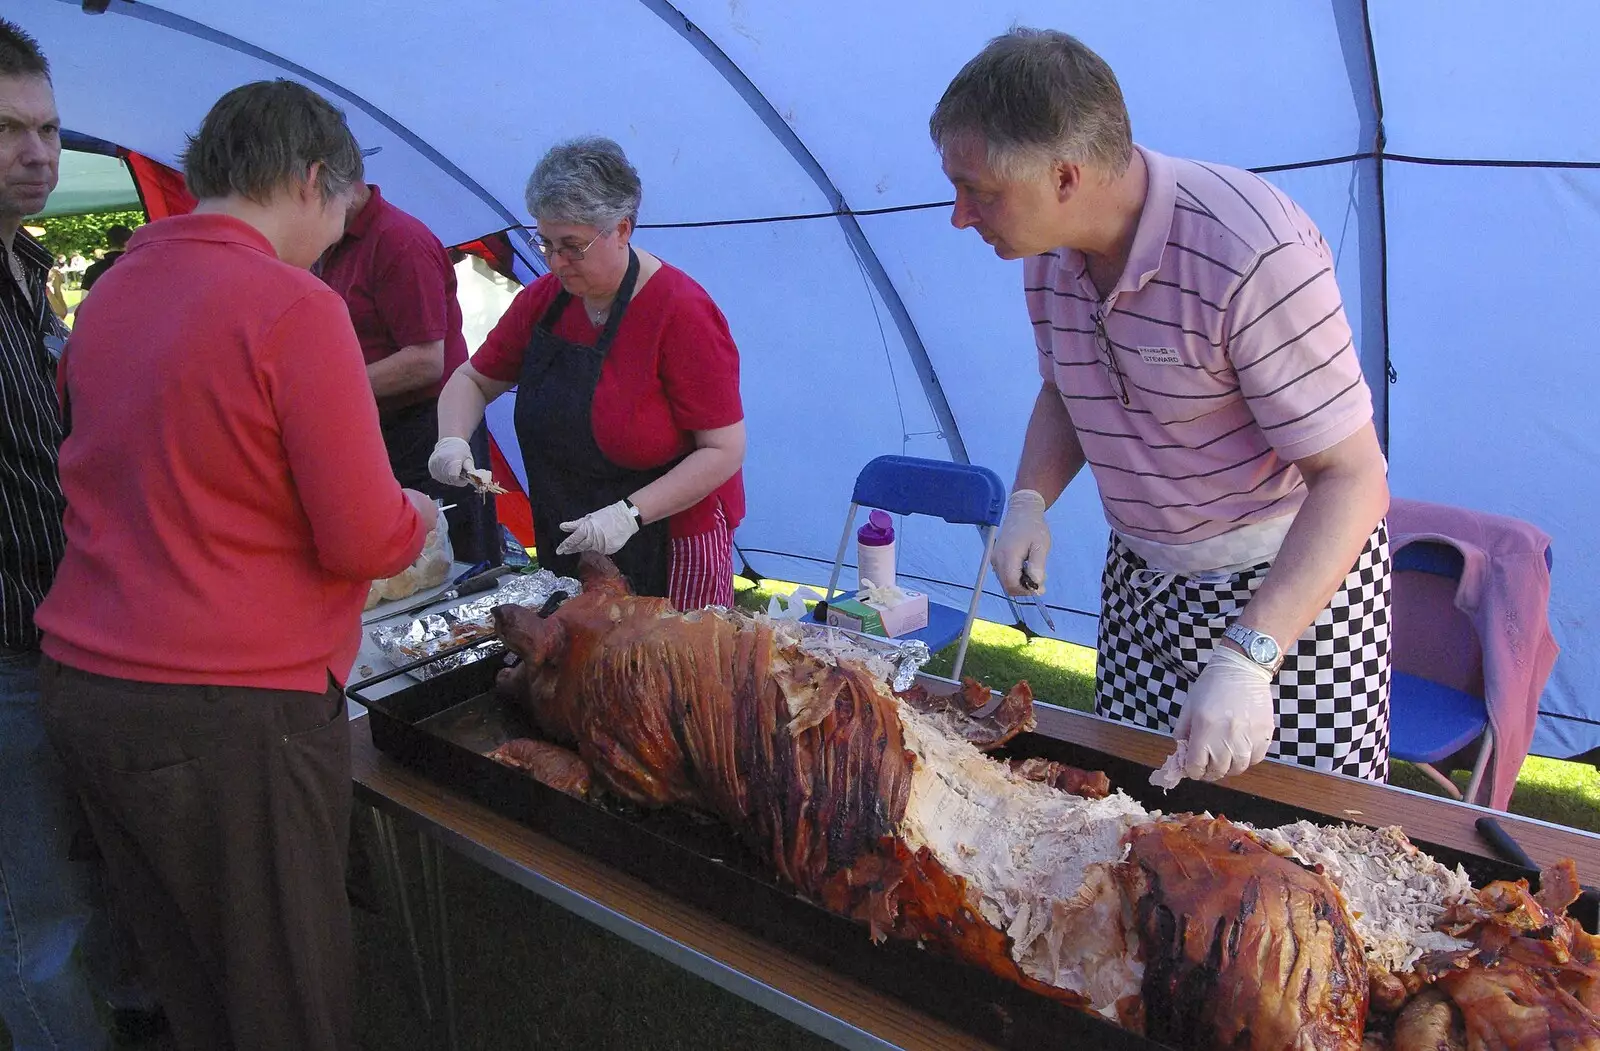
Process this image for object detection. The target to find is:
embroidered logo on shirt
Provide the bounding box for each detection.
[1137,345,1183,366]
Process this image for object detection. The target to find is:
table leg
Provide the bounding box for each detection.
[371,806,433,1021]
[419,831,460,1051]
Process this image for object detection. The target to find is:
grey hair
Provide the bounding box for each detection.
[929,28,1133,180]
[525,137,642,231]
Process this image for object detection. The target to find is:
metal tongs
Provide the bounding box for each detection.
[1018,562,1056,632]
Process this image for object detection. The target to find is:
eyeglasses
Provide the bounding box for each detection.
[1092,311,1131,406]
[532,229,606,262]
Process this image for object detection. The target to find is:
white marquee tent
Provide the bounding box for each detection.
[21,0,1599,757]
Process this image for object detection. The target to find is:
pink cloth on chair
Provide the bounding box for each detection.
[1388,498,1560,809]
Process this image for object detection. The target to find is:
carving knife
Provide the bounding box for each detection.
[1018,564,1057,632]
[1475,816,1600,926]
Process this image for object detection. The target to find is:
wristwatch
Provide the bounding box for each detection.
[1223,623,1283,675]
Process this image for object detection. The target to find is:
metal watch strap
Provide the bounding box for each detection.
[1224,622,1283,674]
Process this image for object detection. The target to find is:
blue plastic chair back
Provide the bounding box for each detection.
[1395,538,1552,575]
[850,455,1005,526]
[1390,536,1492,799]
[1393,540,1465,578]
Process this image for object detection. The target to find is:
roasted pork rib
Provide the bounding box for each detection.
[1119,816,1369,1050]
[485,738,592,799]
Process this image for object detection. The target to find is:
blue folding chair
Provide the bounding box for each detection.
[1389,540,1495,802]
[813,455,1006,680]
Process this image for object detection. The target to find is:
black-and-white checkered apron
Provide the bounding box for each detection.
[1095,521,1392,780]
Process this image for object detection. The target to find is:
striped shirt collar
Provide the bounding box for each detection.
[1116,145,1177,297]
[1053,145,1178,301]
[10,226,51,272]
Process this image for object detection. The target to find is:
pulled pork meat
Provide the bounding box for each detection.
[1386,860,1600,1051]
[1250,821,1474,973]
[1008,757,1112,800]
[487,554,1595,1051]
[894,678,1036,749]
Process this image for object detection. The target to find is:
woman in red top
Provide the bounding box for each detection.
[431,137,746,608]
[36,82,431,1051]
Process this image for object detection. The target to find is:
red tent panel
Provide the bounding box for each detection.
[123,151,196,220]
[488,436,534,549]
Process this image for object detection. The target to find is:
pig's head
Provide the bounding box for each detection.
[492,603,574,739]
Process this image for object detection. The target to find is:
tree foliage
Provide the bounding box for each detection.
[34,209,147,263]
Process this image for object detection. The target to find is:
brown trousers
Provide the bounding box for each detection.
[40,658,352,1051]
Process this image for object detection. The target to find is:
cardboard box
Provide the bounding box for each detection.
[824,587,929,639]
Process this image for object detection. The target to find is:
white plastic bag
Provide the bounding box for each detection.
[363,505,454,610]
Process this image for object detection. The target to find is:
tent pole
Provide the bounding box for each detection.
[637,0,970,466]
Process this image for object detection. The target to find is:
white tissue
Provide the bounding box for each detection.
[856,579,910,607]
[1149,741,1189,792]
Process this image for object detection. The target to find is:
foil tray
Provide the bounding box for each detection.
[367,569,581,680]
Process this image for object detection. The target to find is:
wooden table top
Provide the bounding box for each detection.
[349,702,1600,1051]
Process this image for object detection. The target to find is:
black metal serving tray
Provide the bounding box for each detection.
[352,658,1590,1051]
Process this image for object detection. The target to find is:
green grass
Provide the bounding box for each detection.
[1388,755,1600,834]
[735,575,1600,835]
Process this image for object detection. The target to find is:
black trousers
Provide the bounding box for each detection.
[41,658,353,1051]
[381,399,501,564]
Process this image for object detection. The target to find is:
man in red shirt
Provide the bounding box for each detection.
[320,179,498,561]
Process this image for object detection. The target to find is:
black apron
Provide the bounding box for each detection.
[513,250,674,595]
[379,402,501,565]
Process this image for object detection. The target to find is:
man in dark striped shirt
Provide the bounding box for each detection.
[0,18,116,1050]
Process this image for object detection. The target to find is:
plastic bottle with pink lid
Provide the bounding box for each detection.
[856,510,896,590]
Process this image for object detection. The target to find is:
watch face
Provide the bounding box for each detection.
[1249,635,1279,665]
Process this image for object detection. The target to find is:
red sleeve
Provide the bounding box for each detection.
[371,233,452,349]
[658,290,743,431]
[470,281,553,382]
[264,289,428,579]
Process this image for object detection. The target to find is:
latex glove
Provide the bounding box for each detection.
[1172,645,1276,781]
[401,488,438,524]
[427,437,474,487]
[991,489,1051,595]
[557,500,639,556]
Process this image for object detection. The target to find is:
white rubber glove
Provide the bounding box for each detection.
[401,488,438,523]
[991,489,1051,595]
[1172,645,1277,781]
[427,437,474,487]
[557,500,639,556]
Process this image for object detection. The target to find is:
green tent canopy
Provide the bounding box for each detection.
[38,149,142,219]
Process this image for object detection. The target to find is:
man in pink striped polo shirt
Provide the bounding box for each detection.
[932,29,1392,784]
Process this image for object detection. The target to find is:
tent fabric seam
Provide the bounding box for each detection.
[636,0,970,465]
[72,0,543,273]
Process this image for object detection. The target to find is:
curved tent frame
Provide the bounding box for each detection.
[23,0,1600,756]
